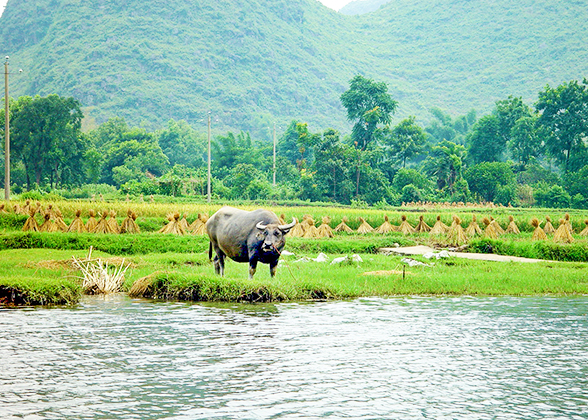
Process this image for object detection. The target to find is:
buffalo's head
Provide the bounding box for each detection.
[256,218,297,253]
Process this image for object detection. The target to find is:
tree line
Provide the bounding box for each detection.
[1,76,588,209]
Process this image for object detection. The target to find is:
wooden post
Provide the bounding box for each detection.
[272,123,276,187]
[207,114,212,203]
[4,57,9,201]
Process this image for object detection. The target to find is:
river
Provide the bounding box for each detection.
[1,295,587,419]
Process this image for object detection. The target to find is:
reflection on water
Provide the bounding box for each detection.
[1,295,587,419]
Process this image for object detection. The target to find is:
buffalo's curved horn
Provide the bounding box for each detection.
[256,221,267,230]
[278,218,298,231]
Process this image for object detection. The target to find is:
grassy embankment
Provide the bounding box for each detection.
[1,200,588,305]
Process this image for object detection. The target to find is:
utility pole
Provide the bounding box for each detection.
[207,113,211,203]
[4,56,9,201]
[272,123,276,187]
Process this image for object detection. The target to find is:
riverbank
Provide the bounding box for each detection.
[2,246,587,306]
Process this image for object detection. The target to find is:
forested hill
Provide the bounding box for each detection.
[1,0,586,137]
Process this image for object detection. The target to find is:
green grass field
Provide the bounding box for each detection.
[1,200,588,306]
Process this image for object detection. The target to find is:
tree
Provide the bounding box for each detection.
[392,168,433,194]
[466,115,503,163]
[385,116,426,167]
[99,128,169,186]
[508,115,543,166]
[9,94,84,188]
[422,140,466,192]
[340,75,398,150]
[425,108,477,145]
[494,96,533,147]
[536,78,588,173]
[312,128,354,203]
[157,120,206,169]
[212,131,268,174]
[464,162,516,203]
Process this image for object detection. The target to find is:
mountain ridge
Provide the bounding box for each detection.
[1,0,586,138]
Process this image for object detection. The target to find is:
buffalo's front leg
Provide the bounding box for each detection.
[249,259,258,279]
[269,260,278,278]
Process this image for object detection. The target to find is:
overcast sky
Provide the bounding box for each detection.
[317,0,353,10]
[0,0,353,17]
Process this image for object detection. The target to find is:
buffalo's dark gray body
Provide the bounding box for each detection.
[206,206,295,278]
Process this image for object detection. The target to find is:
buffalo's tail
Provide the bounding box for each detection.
[208,241,213,261]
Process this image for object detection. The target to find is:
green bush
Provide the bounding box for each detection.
[470,238,588,262]
[0,232,210,255]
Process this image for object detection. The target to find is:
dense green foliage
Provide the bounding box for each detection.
[0,0,586,135]
[1,0,588,208]
[2,75,588,208]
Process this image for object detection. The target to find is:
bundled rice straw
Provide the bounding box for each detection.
[39,212,58,232]
[357,217,374,234]
[544,216,556,235]
[107,210,120,234]
[188,213,204,233]
[73,250,130,294]
[22,207,40,232]
[68,210,87,233]
[179,214,190,233]
[482,217,498,239]
[399,215,415,235]
[505,215,520,234]
[531,218,546,241]
[289,219,306,237]
[465,215,482,236]
[278,213,286,225]
[415,215,431,233]
[490,217,505,235]
[13,204,23,215]
[0,203,7,214]
[446,216,468,245]
[334,216,353,233]
[317,217,334,238]
[86,209,98,232]
[22,200,31,215]
[93,211,117,234]
[429,215,448,235]
[300,215,313,233]
[54,208,69,232]
[193,213,209,235]
[303,219,320,238]
[158,212,186,235]
[564,213,573,234]
[128,275,154,297]
[579,220,588,236]
[554,219,574,243]
[376,215,396,234]
[44,204,57,220]
[121,209,141,234]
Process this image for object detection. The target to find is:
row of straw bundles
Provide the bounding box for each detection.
[158,212,209,235]
[22,208,140,234]
[287,213,587,246]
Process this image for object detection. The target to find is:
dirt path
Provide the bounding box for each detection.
[379,245,546,263]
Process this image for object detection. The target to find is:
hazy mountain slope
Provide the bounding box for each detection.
[0,0,586,137]
[361,0,588,119]
[339,0,391,15]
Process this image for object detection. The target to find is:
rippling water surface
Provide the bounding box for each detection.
[1,295,587,419]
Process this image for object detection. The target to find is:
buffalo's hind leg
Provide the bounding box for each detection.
[213,246,225,276]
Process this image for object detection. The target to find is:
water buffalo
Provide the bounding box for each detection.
[206,206,297,279]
